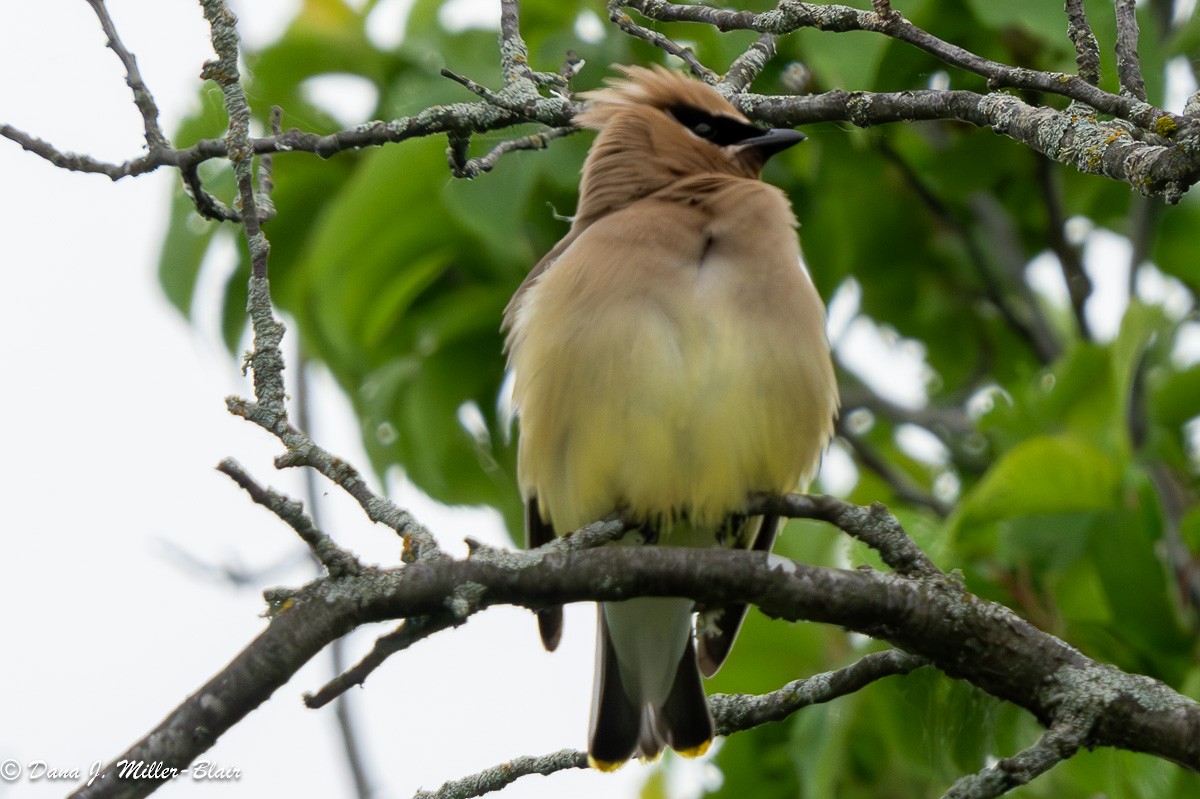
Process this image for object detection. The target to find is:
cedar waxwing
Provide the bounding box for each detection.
[504,65,838,771]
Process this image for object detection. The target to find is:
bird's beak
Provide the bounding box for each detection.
[737,128,806,161]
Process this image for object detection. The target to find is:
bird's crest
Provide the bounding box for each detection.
[577,65,746,129]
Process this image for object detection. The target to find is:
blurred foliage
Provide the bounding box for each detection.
[159,0,1200,795]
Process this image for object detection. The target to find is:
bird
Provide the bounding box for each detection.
[503,65,838,771]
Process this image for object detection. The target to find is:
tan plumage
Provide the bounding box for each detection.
[504,65,838,770]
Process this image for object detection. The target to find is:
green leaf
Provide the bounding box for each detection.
[707,721,800,799]
[157,184,221,317]
[956,434,1121,528]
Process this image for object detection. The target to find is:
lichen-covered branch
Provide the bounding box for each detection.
[84,0,168,150]
[740,89,1199,203]
[413,750,590,799]
[1064,0,1101,86]
[1115,0,1148,101]
[7,0,1200,206]
[749,492,942,578]
[67,536,1200,798]
[709,649,927,733]
[940,723,1087,799]
[619,0,1187,132]
[718,33,776,93]
[305,518,629,709]
[217,457,363,578]
[448,126,577,178]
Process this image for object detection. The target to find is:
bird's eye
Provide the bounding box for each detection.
[668,105,766,147]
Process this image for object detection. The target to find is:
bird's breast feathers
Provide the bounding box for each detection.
[508,180,837,534]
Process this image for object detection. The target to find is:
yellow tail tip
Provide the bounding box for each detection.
[674,740,712,759]
[588,755,627,772]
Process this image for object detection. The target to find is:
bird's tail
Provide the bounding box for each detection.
[588,600,714,770]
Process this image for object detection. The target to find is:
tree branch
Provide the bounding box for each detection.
[740,88,1199,203]
[1114,0,1148,102]
[293,358,375,799]
[413,750,589,799]
[877,138,1059,362]
[84,0,168,150]
[606,0,716,81]
[940,723,1086,799]
[216,457,363,578]
[709,648,927,732]
[620,0,1184,130]
[67,538,1200,798]
[836,424,954,517]
[306,519,629,709]
[1064,0,1101,87]
[448,126,577,178]
[304,614,461,710]
[719,33,777,93]
[1035,155,1093,339]
[8,0,1200,205]
[749,493,942,578]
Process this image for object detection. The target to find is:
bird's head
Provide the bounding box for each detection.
[572,65,804,222]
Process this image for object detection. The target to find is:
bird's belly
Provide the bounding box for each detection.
[517,276,820,533]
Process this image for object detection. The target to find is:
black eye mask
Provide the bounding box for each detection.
[667,105,768,147]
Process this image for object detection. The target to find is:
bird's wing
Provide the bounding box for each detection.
[526,495,563,651]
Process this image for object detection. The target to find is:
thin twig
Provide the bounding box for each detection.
[253,105,282,222]
[618,0,1185,133]
[217,458,363,578]
[449,127,577,178]
[748,493,943,578]
[84,0,168,150]
[940,723,1085,799]
[838,426,953,518]
[710,649,927,732]
[441,68,533,114]
[720,33,777,93]
[499,0,535,86]
[1064,0,1101,86]
[836,382,989,475]
[294,358,375,799]
[1127,193,1163,296]
[1035,156,1092,339]
[967,192,1062,362]
[181,161,239,221]
[306,518,629,709]
[156,538,310,587]
[305,614,459,709]
[413,750,589,799]
[1115,0,1148,101]
[204,11,444,560]
[229,395,442,561]
[606,0,717,82]
[837,382,973,436]
[411,649,927,799]
[877,139,1059,363]
[0,123,161,178]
